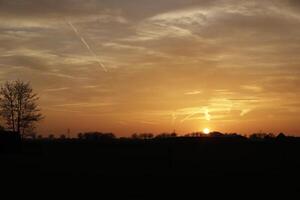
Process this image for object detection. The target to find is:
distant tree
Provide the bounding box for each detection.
[226,133,246,139]
[156,133,177,139]
[37,135,43,139]
[277,132,286,140]
[60,134,66,139]
[209,132,224,137]
[264,133,275,139]
[191,132,201,137]
[141,133,154,139]
[131,133,153,139]
[80,132,115,140]
[78,133,83,139]
[0,80,43,136]
[249,133,274,140]
[145,133,154,139]
[132,133,138,139]
[48,134,55,140]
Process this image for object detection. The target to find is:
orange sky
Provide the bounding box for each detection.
[1,0,300,136]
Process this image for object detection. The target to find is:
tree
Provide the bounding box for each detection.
[60,134,66,139]
[0,80,43,136]
[277,132,286,140]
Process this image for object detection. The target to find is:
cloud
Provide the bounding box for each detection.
[53,102,115,108]
[240,109,251,116]
[185,90,203,95]
[66,20,107,72]
[44,87,70,92]
[241,85,263,93]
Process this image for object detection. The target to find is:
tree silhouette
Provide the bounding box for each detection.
[277,132,286,140]
[48,134,55,140]
[0,80,43,136]
[79,132,116,140]
[60,134,67,139]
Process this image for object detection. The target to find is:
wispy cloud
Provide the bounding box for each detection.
[184,90,202,95]
[241,85,263,92]
[179,107,211,123]
[240,109,252,116]
[53,102,115,108]
[44,87,70,92]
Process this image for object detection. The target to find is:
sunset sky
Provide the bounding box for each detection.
[1,0,300,136]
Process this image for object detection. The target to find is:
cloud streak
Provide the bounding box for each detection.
[66,20,107,72]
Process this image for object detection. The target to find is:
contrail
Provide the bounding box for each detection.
[67,21,108,72]
[180,111,198,123]
[180,107,211,123]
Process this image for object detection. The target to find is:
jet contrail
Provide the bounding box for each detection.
[67,21,108,72]
[180,111,198,123]
[180,107,211,123]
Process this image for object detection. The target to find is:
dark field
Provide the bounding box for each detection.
[1,137,300,197]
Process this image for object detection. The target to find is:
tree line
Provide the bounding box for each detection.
[30,131,288,141]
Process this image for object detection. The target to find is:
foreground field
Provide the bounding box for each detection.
[1,137,300,197]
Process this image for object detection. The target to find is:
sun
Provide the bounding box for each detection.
[203,128,210,135]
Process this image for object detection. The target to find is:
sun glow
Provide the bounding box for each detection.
[203,128,210,135]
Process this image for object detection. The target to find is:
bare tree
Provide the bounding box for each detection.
[0,80,43,136]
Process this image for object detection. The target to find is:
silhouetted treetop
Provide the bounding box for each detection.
[0,80,43,136]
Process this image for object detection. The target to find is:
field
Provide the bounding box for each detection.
[1,137,300,197]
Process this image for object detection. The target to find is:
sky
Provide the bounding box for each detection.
[1,0,300,136]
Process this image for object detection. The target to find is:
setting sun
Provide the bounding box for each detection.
[203,128,210,135]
